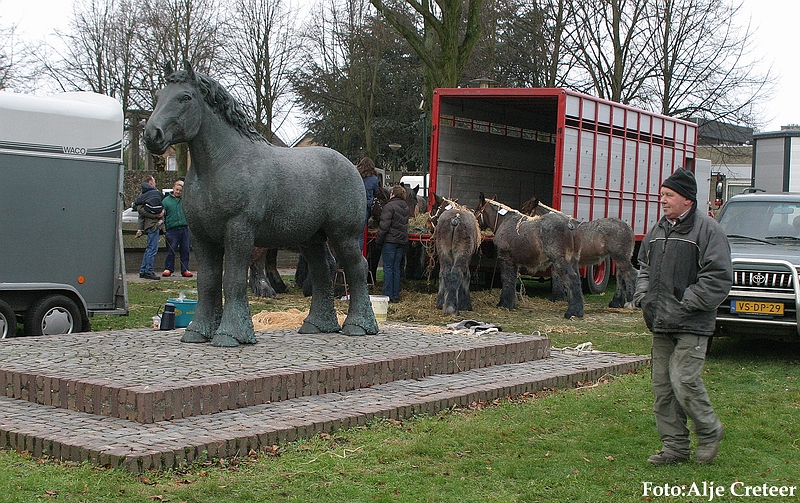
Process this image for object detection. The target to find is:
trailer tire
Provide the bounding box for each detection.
[24,295,83,336]
[583,256,611,295]
[0,300,17,339]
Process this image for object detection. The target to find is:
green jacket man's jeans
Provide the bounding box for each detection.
[651,332,723,458]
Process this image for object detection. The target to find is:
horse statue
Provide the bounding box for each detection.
[521,196,637,308]
[431,195,480,315]
[475,193,584,319]
[144,63,378,346]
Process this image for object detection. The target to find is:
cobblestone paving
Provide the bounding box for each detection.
[0,325,648,472]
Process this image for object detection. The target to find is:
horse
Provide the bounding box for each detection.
[521,196,637,308]
[475,193,584,319]
[405,185,428,217]
[248,247,288,298]
[432,196,480,315]
[144,62,377,346]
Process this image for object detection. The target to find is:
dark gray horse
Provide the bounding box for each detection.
[433,197,480,315]
[475,193,584,319]
[144,63,377,346]
[522,196,636,308]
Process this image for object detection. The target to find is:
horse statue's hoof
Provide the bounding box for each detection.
[341,324,368,337]
[210,333,240,347]
[181,330,209,343]
[298,321,322,334]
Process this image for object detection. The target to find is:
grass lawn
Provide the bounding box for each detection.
[1,276,798,502]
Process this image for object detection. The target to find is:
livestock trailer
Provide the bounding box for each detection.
[428,87,699,290]
[0,91,128,338]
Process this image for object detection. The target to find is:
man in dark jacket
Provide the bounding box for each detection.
[133,175,164,280]
[634,168,732,466]
[376,184,409,303]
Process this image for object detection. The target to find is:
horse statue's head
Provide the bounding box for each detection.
[144,61,263,155]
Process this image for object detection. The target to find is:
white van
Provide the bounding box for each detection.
[399,174,430,197]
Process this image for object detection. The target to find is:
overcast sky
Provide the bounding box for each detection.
[3,0,797,132]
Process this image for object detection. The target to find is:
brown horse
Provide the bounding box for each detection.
[432,196,480,315]
[522,196,636,308]
[475,193,584,318]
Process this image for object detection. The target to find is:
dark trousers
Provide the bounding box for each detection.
[164,227,191,273]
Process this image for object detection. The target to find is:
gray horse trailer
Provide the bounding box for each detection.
[0,91,128,338]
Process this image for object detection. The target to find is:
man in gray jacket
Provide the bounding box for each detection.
[634,168,732,466]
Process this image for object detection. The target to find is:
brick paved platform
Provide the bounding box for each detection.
[0,323,648,472]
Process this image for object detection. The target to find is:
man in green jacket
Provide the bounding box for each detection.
[162,179,193,277]
[634,168,732,466]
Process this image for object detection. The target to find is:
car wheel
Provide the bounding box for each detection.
[0,300,17,339]
[24,295,83,336]
[583,256,611,295]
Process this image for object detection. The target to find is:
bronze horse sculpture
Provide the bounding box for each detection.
[521,196,636,308]
[475,193,584,319]
[144,63,377,346]
[431,195,480,315]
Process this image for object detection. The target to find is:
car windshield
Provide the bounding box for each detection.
[718,200,800,239]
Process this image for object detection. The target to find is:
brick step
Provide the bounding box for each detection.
[0,351,648,473]
[0,324,549,423]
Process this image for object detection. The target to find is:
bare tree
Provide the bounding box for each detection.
[369,0,483,109]
[567,0,652,103]
[221,0,300,143]
[136,0,225,173]
[489,0,575,88]
[645,0,774,127]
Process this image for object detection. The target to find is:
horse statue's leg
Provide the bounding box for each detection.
[210,221,258,347]
[332,238,378,336]
[182,237,223,343]
[298,241,341,334]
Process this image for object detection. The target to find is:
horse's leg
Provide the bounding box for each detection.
[550,274,567,302]
[552,257,584,319]
[608,259,637,308]
[332,236,378,336]
[456,257,473,312]
[211,222,258,347]
[298,241,340,333]
[182,237,223,343]
[436,259,448,311]
[248,247,277,299]
[264,248,288,294]
[497,257,518,310]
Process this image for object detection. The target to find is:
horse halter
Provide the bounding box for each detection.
[429,198,457,227]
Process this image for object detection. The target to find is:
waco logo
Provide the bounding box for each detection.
[62,146,88,155]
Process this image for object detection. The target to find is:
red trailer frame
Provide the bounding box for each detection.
[428,87,698,241]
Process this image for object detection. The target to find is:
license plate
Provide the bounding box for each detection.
[731,300,784,315]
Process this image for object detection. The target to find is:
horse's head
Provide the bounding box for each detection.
[144,62,205,155]
[144,62,263,155]
[521,195,545,216]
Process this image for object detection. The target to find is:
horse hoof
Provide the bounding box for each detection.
[298,321,322,334]
[210,333,240,347]
[341,324,368,337]
[181,330,209,343]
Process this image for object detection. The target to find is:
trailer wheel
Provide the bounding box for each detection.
[24,295,83,336]
[583,257,611,295]
[0,300,17,339]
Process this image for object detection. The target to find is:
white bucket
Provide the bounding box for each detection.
[370,295,389,322]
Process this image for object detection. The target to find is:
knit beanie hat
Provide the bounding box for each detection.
[662,168,697,202]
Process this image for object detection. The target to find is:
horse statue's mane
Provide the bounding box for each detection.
[166,69,267,144]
